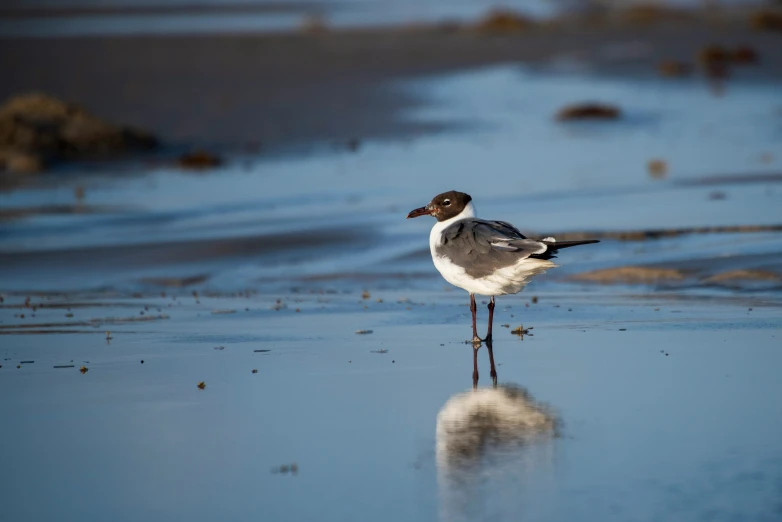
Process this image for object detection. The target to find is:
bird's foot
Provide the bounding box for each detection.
[471,336,482,347]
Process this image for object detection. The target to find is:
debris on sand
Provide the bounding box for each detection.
[0,151,43,174]
[647,159,668,179]
[475,9,534,32]
[511,325,533,338]
[616,4,692,25]
[730,45,758,65]
[177,150,222,170]
[556,103,621,121]
[355,329,373,335]
[140,274,210,287]
[197,381,206,390]
[572,266,685,284]
[300,14,328,34]
[657,60,691,78]
[272,462,299,475]
[0,93,156,174]
[696,45,732,92]
[697,44,730,65]
[750,10,782,32]
[703,269,782,283]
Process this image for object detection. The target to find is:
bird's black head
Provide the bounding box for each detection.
[407,191,473,222]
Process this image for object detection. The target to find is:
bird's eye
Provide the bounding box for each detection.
[443,199,451,206]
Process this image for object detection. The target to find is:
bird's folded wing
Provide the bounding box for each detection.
[442,220,547,257]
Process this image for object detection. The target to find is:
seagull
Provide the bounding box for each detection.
[407,190,599,343]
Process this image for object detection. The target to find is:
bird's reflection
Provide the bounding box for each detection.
[472,338,497,388]
[436,340,560,522]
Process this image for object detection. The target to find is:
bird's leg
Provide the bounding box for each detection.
[486,337,498,387]
[470,294,480,344]
[485,296,495,342]
[472,344,479,389]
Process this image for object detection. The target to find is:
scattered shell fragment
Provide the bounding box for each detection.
[647,159,668,179]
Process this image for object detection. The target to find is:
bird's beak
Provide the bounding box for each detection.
[407,206,432,219]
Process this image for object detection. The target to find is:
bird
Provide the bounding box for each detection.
[407,190,599,343]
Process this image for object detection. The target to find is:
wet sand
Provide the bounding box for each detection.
[3,13,782,148]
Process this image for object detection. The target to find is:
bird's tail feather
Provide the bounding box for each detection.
[542,239,600,250]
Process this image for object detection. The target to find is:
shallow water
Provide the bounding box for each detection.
[2,65,781,293]
[1,65,782,521]
[1,290,781,522]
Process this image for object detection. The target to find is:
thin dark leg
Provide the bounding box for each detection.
[472,344,479,389]
[486,337,498,387]
[470,294,480,343]
[485,296,495,342]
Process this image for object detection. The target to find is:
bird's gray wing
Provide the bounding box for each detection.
[438,219,548,278]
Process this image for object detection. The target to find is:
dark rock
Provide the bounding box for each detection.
[556,103,621,121]
[0,93,156,172]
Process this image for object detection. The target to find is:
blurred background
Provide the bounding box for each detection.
[2,0,781,294]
